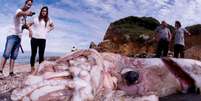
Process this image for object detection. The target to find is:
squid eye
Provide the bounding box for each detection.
[123,71,139,85]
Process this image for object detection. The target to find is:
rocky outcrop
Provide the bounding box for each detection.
[92,16,172,56]
[185,46,201,60]
[92,16,201,58]
[93,16,161,56]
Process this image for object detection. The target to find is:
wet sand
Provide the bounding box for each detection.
[0,63,38,76]
[0,64,32,101]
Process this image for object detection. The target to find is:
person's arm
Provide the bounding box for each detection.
[26,18,36,38]
[154,27,160,42]
[184,28,191,36]
[27,22,34,27]
[47,20,54,33]
[168,30,172,42]
[49,22,54,32]
[16,10,33,17]
[27,26,33,38]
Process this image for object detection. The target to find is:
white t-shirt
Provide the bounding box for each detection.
[155,26,171,40]
[9,9,25,37]
[31,17,53,39]
[174,28,189,46]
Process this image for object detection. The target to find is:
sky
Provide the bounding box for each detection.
[0,0,201,53]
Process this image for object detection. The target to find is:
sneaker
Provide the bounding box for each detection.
[9,72,15,76]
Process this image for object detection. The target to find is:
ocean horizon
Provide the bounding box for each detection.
[0,51,65,64]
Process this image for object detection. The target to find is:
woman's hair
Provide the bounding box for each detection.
[175,21,181,27]
[39,6,49,27]
[25,0,33,4]
[122,71,139,86]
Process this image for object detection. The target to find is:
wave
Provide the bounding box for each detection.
[0,51,65,64]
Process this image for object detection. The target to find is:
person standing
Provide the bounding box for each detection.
[154,21,172,58]
[174,21,191,58]
[0,0,34,76]
[30,6,54,72]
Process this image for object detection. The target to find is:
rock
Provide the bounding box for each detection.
[95,16,165,56]
[89,41,97,49]
[185,46,201,60]
[94,16,201,58]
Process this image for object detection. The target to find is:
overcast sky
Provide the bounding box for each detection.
[0,0,201,53]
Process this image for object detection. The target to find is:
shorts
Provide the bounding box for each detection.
[2,35,21,60]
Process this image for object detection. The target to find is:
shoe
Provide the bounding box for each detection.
[9,72,15,76]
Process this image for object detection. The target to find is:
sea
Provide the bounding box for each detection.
[0,51,65,64]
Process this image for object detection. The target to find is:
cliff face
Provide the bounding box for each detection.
[93,16,201,57]
[103,16,160,42]
[185,45,201,60]
[185,24,201,49]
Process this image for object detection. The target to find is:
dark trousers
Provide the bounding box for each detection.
[155,39,169,58]
[30,38,46,67]
[174,44,185,58]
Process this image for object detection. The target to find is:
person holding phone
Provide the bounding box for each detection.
[0,0,34,76]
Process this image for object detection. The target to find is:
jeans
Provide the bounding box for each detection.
[155,39,169,58]
[2,35,21,60]
[174,44,185,58]
[30,38,46,67]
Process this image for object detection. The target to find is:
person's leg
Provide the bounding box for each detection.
[38,39,46,64]
[10,36,21,75]
[0,36,15,73]
[9,59,15,75]
[163,40,169,57]
[30,38,38,72]
[180,45,185,58]
[155,40,163,58]
[174,44,179,58]
[0,58,7,74]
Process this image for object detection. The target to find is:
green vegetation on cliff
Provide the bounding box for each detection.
[95,16,201,57]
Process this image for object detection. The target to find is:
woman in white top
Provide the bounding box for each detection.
[30,6,54,72]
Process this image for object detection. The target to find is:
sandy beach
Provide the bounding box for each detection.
[0,64,31,101]
[0,64,31,76]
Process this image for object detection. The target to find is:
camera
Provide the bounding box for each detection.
[28,11,35,16]
[21,24,29,30]
[31,12,35,16]
[21,11,35,31]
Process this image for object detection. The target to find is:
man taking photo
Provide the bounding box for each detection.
[0,0,34,76]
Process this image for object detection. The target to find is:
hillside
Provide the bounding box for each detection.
[91,16,201,57]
